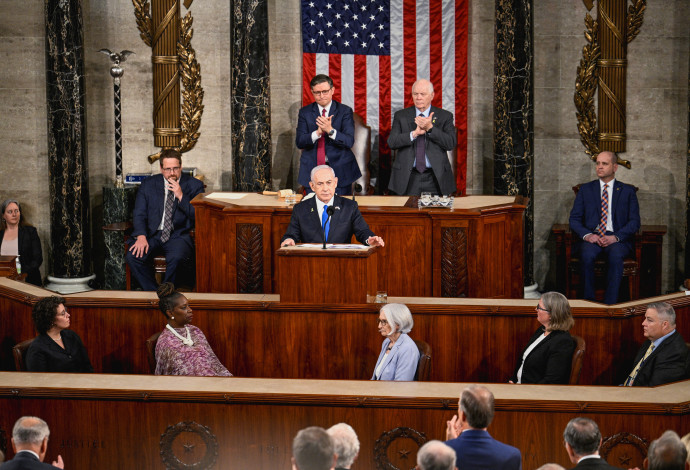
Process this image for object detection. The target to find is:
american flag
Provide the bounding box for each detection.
[301,0,468,193]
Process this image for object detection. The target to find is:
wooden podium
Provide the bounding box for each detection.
[277,244,379,303]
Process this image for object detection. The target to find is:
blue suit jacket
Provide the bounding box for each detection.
[2,451,61,469]
[371,333,419,381]
[445,429,522,470]
[131,173,204,245]
[281,195,374,245]
[295,100,362,188]
[569,179,640,249]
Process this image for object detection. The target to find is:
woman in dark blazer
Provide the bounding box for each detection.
[0,199,43,286]
[510,291,575,384]
[25,295,93,373]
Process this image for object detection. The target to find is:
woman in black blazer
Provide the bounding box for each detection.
[0,199,43,286]
[510,291,575,384]
[25,295,93,373]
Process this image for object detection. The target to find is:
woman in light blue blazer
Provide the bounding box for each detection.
[371,303,420,381]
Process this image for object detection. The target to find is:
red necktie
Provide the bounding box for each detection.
[317,108,326,166]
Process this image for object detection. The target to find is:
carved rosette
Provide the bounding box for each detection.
[441,227,468,297]
[159,421,218,470]
[374,426,427,470]
[236,224,263,293]
[600,432,648,468]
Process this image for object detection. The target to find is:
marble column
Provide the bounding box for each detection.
[493,0,534,290]
[45,0,93,285]
[685,57,690,281]
[231,0,272,191]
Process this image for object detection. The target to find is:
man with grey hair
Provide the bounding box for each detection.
[327,423,360,470]
[644,431,689,470]
[387,78,457,196]
[444,385,522,469]
[624,302,689,386]
[292,426,336,470]
[416,440,457,470]
[3,416,64,469]
[563,417,617,469]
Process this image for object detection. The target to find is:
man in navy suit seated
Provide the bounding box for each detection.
[3,416,64,469]
[126,149,204,290]
[444,385,522,470]
[296,74,362,196]
[281,165,384,247]
[569,151,640,304]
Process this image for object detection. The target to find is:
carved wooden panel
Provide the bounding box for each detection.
[160,421,218,470]
[600,432,648,470]
[236,224,263,293]
[374,426,427,470]
[441,227,467,297]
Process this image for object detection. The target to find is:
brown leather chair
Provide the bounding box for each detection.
[569,335,586,385]
[12,338,35,371]
[414,340,432,381]
[558,184,641,302]
[146,331,162,374]
[351,112,372,195]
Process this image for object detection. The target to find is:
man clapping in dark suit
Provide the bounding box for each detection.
[388,79,457,196]
[563,417,618,469]
[281,165,384,247]
[296,74,362,196]
[3,416,64,469]
[126,149,204,290]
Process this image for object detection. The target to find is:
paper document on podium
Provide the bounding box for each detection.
[299,244,367,250]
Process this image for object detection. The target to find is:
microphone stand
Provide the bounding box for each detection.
[322,205,334,249]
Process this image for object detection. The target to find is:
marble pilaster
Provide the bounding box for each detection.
[493,0,534,288]
[686,57,690,280]
[231,0,272,191]
[45,0,92,279]
[102,185,137,290]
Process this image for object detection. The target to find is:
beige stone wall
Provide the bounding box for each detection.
[1,0,687,293]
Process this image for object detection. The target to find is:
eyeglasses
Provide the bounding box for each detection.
[162,166,180,173]
[536,305,549,313]
[311,88,332,96]
[377,319,388,326]
[56,310,69,317]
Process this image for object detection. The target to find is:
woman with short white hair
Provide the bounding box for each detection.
[371,303,420,381]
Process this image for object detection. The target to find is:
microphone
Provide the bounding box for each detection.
[322,205,335,249]
[353,182,363,203]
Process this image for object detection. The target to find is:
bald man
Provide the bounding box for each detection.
[388,79,457,196]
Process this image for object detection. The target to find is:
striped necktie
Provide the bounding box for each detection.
[317,108,326,165]
[597,183,609,236]
[624,343,655,386]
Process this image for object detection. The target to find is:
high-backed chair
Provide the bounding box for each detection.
[555,184,641,302]
[414,340,432,381]
[569,335,586,385]
[146,331,162,374]
[352,112,372,195]
[12,338,35,371]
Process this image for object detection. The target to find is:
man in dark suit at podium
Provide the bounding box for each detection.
[4,416,64,469]
[281,165,384,247]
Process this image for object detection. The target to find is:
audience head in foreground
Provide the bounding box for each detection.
[510,291,575,384]
[563,417,617,468]
[292,426,336,470]
[444,385,522,470]
[416,440,456,470]
[26,295,93,373]
[154,282,232,377]
[536,465,566,470]
[326,423,359,469]
[645,431,689,470]
[624,302,689,387]
[371,303,420,381]
[6,416,64,469]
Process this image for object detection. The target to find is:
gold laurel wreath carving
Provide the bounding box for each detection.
[178,11,204,154]
[574,12,601,163]
[132,0,152,47]
[627,0,647,43]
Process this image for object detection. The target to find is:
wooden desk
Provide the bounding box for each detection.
[0,255,23,281]
[0,373,686,470]
[192,194,527,298]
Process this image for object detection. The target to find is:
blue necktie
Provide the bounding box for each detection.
[321,206,330,242]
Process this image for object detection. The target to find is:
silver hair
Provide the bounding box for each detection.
[327,423,360,468]
[412,79,434,94]
[416,440,456,470]
[380,303,414,334]
[310,165,335,182]
[646,302,676,327]
[647,430,688,470]
[12,416,50,446]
